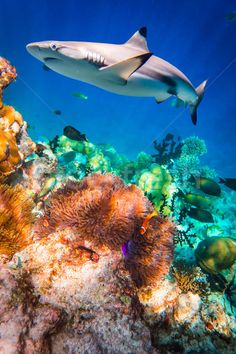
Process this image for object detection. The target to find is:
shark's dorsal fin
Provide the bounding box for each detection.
[125,27,149,51]
[99,52,152,85]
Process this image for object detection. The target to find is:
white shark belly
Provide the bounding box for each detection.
[89,72,170,97]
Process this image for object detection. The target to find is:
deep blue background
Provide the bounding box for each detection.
[1,0,236,176]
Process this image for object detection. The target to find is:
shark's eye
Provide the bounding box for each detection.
[50,43,57,51]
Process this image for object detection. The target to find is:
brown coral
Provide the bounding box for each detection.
[124,215,176,288]
[0,183,35,257]
[35,173,176,288]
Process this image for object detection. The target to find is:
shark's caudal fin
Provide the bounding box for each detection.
[190,80,207,125]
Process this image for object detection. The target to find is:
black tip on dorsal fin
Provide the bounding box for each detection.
[125,27,149,51]
[139,27,147,38]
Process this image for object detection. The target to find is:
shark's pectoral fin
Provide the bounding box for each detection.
[155,92,171,104]
[99,52,153,85]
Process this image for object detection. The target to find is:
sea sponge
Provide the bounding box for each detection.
[0,183,35,257]
[124,215,175,287]
[35,173,152,250]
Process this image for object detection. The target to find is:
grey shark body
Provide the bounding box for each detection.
[26,27,207,124]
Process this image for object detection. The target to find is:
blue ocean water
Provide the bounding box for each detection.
[1,0,236,176]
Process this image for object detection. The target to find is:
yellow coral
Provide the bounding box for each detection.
[138,164,172,208]
[0,130,22,174]
[0,183,35,257]
[172,264,210,296]
[0,57,27,175]
[0,106,23,134]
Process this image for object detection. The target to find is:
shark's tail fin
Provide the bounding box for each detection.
[190,80,207,125]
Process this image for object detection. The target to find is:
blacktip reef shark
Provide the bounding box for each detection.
[26,27,207,124]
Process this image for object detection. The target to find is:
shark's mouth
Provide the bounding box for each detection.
[44,57,60,62]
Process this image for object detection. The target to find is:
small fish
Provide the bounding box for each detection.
[122,240,130,256]
[54,110,62,115]
[177,189,212,209]
[189,175,221,197]
[186,207,214,223]
[35,143,47,157]
[225,12,236,21]
[206,224,223,237]
[219,177,236,191]
[37,176,57,200]
[42,64,51,71]
[63,125,88,142]
[10,256,23,270]
[58,151,77,164]
[72,92,88,100]
[140,211,158,235]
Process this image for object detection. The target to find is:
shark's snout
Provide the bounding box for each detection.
[26,42,45,62]
[26,41,60,63]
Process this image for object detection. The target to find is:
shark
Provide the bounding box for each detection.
[26,27,207,125]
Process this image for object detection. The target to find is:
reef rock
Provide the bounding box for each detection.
[0,230,156,353]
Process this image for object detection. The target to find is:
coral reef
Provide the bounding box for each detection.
[35,173,152,249]
[171,135,217,185]
[34,172,175,288]
[0,56,235,352]
[0,183,35,257]
[195,236,236,274]
[0,263,64,353]
[152,133,182,166]
[0,57,35,175]
[0,57,16,96]
[171,262,210,296]
[137,163,172,208]
[0,232,156,353]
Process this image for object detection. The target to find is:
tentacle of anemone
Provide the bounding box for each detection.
[124,216,176,288]
[34,173,175,287]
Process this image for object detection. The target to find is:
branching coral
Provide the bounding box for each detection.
[152,133,182,166]
[35,173,176,287]
[171,136,208,184]
[0,183,35,257]
[171,262,210,297]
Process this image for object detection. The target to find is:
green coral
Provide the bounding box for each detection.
[134,152,153,170]
[171,136,208,184]
[137,163,172,208]
[181,136,207,157]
